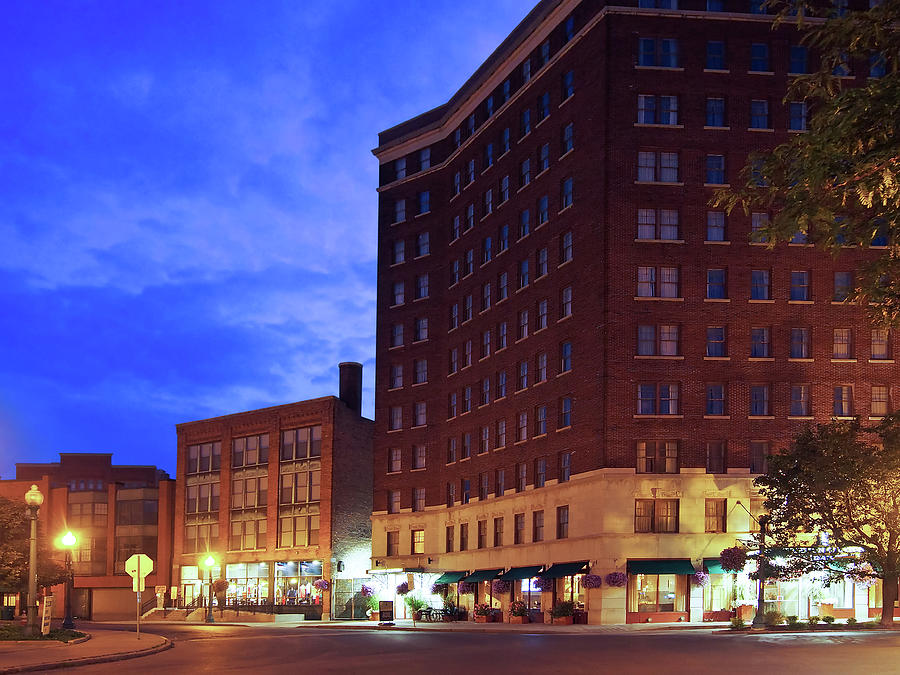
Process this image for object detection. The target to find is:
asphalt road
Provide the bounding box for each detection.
[62,623,900,675]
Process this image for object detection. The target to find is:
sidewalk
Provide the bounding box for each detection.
[0,629,171,674]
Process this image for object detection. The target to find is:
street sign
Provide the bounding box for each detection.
[40,597,53,635]
[125,554,153,592]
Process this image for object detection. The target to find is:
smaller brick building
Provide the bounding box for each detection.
[173,363,373,620]
[0,454,175,620]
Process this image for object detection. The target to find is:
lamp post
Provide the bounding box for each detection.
[751,515,769,629]
[61,531,77,629]
[23,485,44,638]
[204,555,216,623]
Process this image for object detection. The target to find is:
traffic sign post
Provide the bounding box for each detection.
[125,554,153,639]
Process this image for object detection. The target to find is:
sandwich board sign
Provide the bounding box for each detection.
[40,596,53,635]
[125,554,153,639]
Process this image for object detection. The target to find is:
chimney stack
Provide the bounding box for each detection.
[338,362,363,416]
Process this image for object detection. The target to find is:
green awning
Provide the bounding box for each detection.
[539,561,589,579]
[403,567,424,573]
[704,558,725,574]
[627,560,696,575]
[461,569,503,582]
[433,571,467,584]
[498,565,544,581]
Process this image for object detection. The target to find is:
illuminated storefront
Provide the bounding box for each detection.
[626,560,694,622]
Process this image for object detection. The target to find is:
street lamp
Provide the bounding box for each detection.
[24,485,44,638]
[203,555,216,624]
[60,531,77,629]
[751,515,769,629]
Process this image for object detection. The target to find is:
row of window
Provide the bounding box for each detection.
[638,94,809,132]
[187,465,321,513]
[639,37,885,78]
[185,426,323,474]
[637,0,858,15]
[449,229,573,289]
[635,383,891,418]
[184,515,321,554]
[638,324,893,360]
[635,266,860,301]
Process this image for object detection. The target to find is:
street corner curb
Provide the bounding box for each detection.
[0,636,173,674]
[66,633,91,645]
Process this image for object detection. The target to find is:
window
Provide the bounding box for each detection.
[479,473,490,500]
[537,249,548,278]
[500,176,509,203]
[496,419,506,447]
[870,53,887,78]
[479,425,489,452]
[564,15,575,41]
[484,143,494,168]
[453,173,461,198]
[532,510,545,542]
[517,412,528,442]
[789,102,808,131]
[493,517,504,547]
[390,323,403,348]
[750,100,769,129]
[463,386,471,412]
[519,261,530,290]
[388,448,401,473]
[501,127,511,154]
[419,148,431,170]
[789,45,808,74]
[556,506,569,539]
[394,200,406,224]
[872,329,890,360]
[559,397,573,428]
[750,385,770,416]
[560,231,574,263]
[392,282,405,306]
[481,377,490,404]
[540,39,550,66]
[559,451,572,483]
[537,301,549,330]
[751,212,769,243]
[466,203,475,230]
[637,324,679,356]
[791,385,811,416]
[462,479,471,504]
[514,513,525,544]
[415,274,429,300]
[750,441,769,474]
[562,71,574,99]
[411,487,425,513]
[707,269,727,299]
[535,458,546,487]
[390,364,402,389]
[483,189,493,216]
[751,270,770,300]
[872,385,889,417]
[414,401,426,427]
[414,317,428,342]
[561,286,573,317]
[750,43,770,72]
[411,529,425,555]
[445,525,454,552]
[232,434,269,468]
[637,209,679,240]
[449,348,458,374]
[706,41,726,70]
[498,273,508,302]
[518,310,529,340]
[834,385,853,416]
[538,196,549,225]
[634,499,679,533]
[706,384,726,416]
[834,272,852,301]
[495,469,506,498]
[638,266,679,297]
[498,370,507,397]
[706,327,727,357]
[561,177,574,209]
[230,477,268,510]
[395,157,407,180]
[638,37,679,68]
[706,97,726,127]
[459,523,468,551]
[833,328,853,359]
[706,442,727,474]
[537,92,550,122]
[707,212,726,241]
[392,240,405,265]
[562,123,574,154]
[636,440,678,473]
[791,328,810,359]
[447,438,458,464]
[534,405,547,435]
[560,341,572,372]
[637,151,679,182]
[705,499,727,532]
[790,271,810,301]
[637,384,679,415]
[521,108,532,137]
[418,191,430,215]
[637,95,679,125]
[413,444,426,470]
[481,284,492,312]
[389,406,402,430]
[751,327,771,358]
[706,155,726,184]
[465,249,474,276]
[516,463,527,492]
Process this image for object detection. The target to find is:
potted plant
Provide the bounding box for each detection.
[551,601,575,625]
[404,595,428,620]
[473,602,493,623]
[508,599,530,624]
[361,585,378,621]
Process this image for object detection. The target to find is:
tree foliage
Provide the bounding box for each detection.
[715,0,900,324]
[0,496,67,594]
[757,416,900,625]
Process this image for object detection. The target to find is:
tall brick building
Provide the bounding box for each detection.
[173,363,373,620]
[371,0,890,623]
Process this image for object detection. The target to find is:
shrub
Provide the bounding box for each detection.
[473,602,492,617]
[730,617,746,630]
[551,601,575,618]
[366,595,379,612]
[846,617,857,626]
[822,615,836,624]
[509,600,529,617]
[763,611,784,627]
[808,615,820,628]
[786,615,801,628]
[404,595,427,613]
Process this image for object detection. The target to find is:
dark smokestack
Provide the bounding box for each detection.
[338,362,363,416]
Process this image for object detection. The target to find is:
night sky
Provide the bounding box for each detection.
[0,0,536,478]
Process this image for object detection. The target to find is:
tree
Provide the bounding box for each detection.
[756,416,900,626]
[0,496,67,595]
[715,0,900,324]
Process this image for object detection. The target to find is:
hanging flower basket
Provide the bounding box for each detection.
[396,581,410,596]
[457,581,475,595]
[360,584,374,598]
[491,579,512,595]
[720,546,749,573]
[211,578,229,594]
[692,571,710,587]
[582,574,603,590]
[533,577,554,591]
[431,583,448,595]
[605,572,627,588]
[313,579,330,591]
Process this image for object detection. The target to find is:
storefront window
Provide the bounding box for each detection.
[561,576,585,609]
[275,561,324,605]
[628,574,686,612]
[520,579,542,610]
[225,562,270,604]
[703,574,732,612]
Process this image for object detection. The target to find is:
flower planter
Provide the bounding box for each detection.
[475,615,490,623]
[552,616,574,625]
[508,615,529,624]
[369,612,379,622]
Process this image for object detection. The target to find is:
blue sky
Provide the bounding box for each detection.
[0,0,537,477]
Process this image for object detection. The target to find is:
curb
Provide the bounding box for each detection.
[290,623,721,635]
[0,636,173,674]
